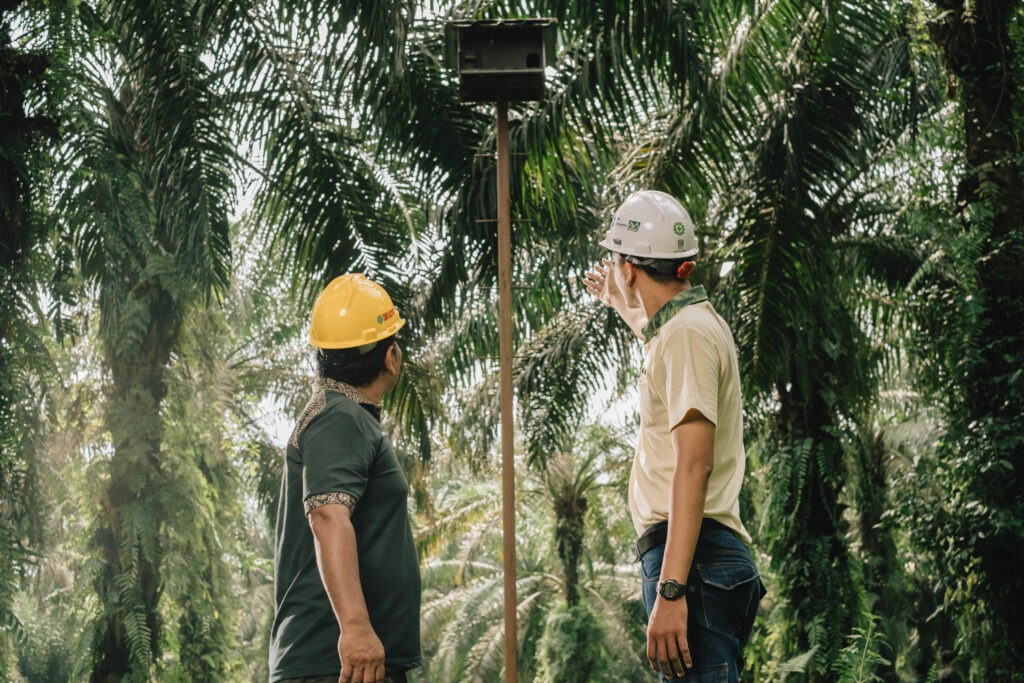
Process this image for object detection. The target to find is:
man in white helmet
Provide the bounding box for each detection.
[584,191,764,682]
[270,274,420,683]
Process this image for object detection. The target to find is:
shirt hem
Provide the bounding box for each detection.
[271,657,422,681]
[270,663,340,681]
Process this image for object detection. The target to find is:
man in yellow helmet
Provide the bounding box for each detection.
[584,191,764,682]
[270,274,420,683]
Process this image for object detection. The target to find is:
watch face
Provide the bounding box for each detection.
[660,581,683,599]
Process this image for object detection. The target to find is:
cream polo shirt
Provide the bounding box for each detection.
[628,286,752,544]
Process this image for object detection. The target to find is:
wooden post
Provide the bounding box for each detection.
[495,98,518,683]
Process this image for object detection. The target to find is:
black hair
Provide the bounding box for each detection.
[615,252,695,283]
[316,335,397,387]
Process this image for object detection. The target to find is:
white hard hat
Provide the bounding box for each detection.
[598,190,698,259]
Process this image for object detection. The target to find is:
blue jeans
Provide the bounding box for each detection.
[640,527,765,682]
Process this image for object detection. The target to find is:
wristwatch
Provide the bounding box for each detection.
[658,579,692,601]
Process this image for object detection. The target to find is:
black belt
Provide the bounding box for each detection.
[635,518,732,559]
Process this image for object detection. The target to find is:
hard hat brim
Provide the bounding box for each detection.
[310,317,405,349]
[599,237,698,260]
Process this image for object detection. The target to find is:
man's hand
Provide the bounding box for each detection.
[583,258,648,338]
[338,623,386,683]
[647,595,692,679]
[583,259,613,303]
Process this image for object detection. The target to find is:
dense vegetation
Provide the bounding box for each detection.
[1,1,1021,681]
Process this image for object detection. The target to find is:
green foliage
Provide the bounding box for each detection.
[535,602,608,683]
[0,1,60,676]
[4,0,1023,680]
[778,647,818,678]
[833,612,891,683]
[905,3,1024,673]
[12,589,78,683]
[418,434,646,683]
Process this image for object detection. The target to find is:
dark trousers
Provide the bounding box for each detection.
[639,523,766,682]
[277,672,407,683]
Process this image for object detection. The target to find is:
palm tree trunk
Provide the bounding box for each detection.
[928,2,1024,675]
[91,287,179,682]
[854,432,902,683]
[775,383,853,682]
[555,507,585,608]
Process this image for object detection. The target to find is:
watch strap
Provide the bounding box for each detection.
[658,579,694,600]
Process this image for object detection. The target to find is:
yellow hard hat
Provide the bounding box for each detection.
[309,274,405,349]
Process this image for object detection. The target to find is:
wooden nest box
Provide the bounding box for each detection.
[444,18,558,102]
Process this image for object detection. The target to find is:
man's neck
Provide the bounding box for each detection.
[318,377,386,406]
[358,379,387,406]
[638,280,691,319]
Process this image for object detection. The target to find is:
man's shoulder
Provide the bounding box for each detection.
[650,303,736,374]
[310,393,377,436]
[321,388,367,414]
[659,301,723,339]
[289,384,374,449]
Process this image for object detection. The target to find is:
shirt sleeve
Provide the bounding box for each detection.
[299,407,377,511]
[658,322,720,430]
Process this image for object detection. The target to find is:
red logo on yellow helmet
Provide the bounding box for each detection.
[377,308,396,324]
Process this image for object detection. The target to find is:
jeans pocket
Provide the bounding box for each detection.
[639,544,665,616]
[684,662,730,682]
[640,543,665,581]
[695,561,762,638]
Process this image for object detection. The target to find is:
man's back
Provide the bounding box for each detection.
[269,381,420,681]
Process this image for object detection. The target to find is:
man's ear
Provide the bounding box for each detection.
[676,261,695,280]
[384,343,399,374]
[623,260,637,287]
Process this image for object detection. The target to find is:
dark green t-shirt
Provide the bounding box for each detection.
[269,379,421,681]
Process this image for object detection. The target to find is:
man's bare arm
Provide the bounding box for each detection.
[308,503,386,683]
[646,412,715,678]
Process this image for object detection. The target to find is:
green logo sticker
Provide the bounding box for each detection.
[673,222,686,235]
[377,315,384,324]
[627,220,640,232]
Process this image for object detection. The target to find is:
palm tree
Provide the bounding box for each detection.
[25,0,455,676]
[417,427,646,682]
[607,1,945,674]
[56,0,234,676]
[919,2,1024,676]
[2,228,307,680]
[0,0,57,673]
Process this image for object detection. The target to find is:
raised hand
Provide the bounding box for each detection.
[583,258,613,303]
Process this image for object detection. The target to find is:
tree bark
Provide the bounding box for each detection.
[90,287,179,682]
[927,1,1024,675]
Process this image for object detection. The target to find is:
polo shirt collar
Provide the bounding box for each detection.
[641,285,709,343]
[316,377,382,421]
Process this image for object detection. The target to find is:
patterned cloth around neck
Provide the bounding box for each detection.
[315,377,378,406]
[288,377,379,448]
[641,285,709,343]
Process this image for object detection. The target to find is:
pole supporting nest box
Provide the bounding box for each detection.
[444,16,557,683]
[444,18,558,102]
